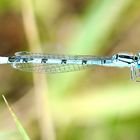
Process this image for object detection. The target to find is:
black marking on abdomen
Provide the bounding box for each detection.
[22,58,28,63]
[41,58,48,63]
[101,59,106,64]
[8,56,16,62]
[61,59,67,64]
[82,60,87,65]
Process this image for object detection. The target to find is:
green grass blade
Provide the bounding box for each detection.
[0,131,20,140]
[2,95,30,140]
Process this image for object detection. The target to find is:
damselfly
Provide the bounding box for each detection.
[0,51,140,81]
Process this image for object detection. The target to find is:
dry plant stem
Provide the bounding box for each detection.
[21,0,56,140]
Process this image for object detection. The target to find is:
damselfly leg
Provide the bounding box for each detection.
[130,64,140,82]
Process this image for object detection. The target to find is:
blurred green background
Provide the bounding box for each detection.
[0,0,140,140]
